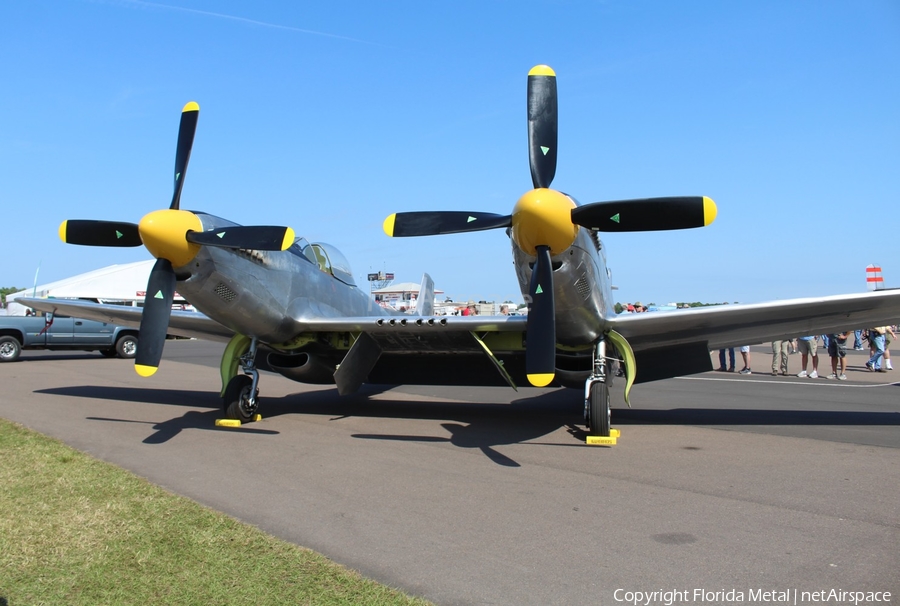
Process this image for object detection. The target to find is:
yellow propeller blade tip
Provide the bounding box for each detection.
[281,227,296,251]
[528,65,556,77]
[58,220,68,243]
[527,373,554,387]
[702,196,717,226]
[135,364,158,377]
[382,214,396,237]
[182,101,199,113]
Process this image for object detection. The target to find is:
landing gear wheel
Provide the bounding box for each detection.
[223,375,258,422]
[0,336,22,362]
[115,334,138,359]
[588,381,611,437]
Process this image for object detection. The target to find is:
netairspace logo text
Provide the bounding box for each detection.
[613,588,892,606]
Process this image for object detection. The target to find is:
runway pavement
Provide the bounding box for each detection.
[2,340,899,605]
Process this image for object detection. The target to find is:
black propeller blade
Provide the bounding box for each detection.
[384,211,512,238]
[527,65,558,189]
[571,196,716,232]
[59,220,142,247]
[186,226,296,250]
[525,245,556,387]
[135,258,175,377]
[170,101,199,211]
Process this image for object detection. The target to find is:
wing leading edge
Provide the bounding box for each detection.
[609,289,900,352]
[17,297,234,342]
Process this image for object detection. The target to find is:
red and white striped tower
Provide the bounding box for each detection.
[866,264,884,291]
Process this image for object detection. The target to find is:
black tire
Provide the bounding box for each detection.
[99,348,118,358]
[0,335,22,363]
[588,381,611,437]
[223,375,257,422]
[115,334,138,359]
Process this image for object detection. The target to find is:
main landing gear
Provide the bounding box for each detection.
[222,337,261,423]
[584,337,612,439]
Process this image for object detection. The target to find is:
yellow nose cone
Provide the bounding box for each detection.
[138,209,202,267]
[511,189,578,256]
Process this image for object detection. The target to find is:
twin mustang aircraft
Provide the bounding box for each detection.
[23,65,900,438]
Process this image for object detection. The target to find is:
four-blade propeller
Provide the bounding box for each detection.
[58,102,295,377]
[384,65,718,387]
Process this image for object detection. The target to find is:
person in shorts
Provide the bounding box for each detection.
[826,331,849,380]
[738,345,752,374]
[883,325,895,371]
[796,335,819,378]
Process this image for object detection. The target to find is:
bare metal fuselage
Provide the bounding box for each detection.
[173,212,394,344]
[512,221,614,348]
[175,210,612,357]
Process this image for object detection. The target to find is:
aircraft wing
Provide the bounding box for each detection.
[608,289,900,352]
[16,297,235,342]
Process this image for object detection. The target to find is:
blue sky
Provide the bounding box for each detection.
[2,0,898,306]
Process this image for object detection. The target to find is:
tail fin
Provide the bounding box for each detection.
[416,273,435,316]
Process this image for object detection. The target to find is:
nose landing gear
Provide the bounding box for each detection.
[584,337,619,445]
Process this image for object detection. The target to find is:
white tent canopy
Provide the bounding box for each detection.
[6,260,189,316]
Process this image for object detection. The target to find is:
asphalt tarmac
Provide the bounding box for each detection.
[2,341,899,605]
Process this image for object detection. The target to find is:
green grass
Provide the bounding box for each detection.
[0,419,431,606]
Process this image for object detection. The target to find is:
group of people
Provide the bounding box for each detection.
[623,302,648,313]
[716,326,896,380]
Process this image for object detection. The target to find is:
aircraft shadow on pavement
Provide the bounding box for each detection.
[281,385,584,467]
[87,410,281,443]
[37,385,222,407]
[36,384,584,465]
[35,384,900,458]
[20,352,109,362]
[34,385,280,443]
[611,407,900,426]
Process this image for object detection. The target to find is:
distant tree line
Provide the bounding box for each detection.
[1,286,22,306]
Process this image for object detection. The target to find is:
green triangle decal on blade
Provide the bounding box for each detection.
[610,213,620,223]
[540,146,550,156]
[467,216,476,223]
[154,290,164,299]
[115,230,123,239]
[216,231,226,238]
[535,285,543,294]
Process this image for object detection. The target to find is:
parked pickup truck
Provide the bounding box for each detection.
[0,312,139,362]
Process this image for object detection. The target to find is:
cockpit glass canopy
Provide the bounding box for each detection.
[291,237,356,286]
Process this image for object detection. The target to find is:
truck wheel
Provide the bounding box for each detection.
[115,334,138,359]
[0,336,22,362]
